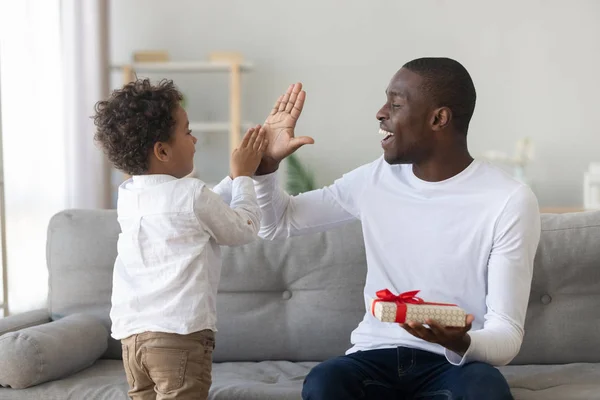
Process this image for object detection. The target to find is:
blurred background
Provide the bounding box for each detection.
[0,0,599,315]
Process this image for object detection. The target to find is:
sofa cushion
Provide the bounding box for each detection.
[512,211,600,364]
[0,360,128,400]
[1,359,599,400]
[46,209,121,359]
[499,363,600,400]
[210,361,316,400]
[45,209,600,365]
[0,314,108,389]
[214,221,367,362]
[46,210,368,362]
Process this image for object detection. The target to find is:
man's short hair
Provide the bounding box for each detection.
[403,57,476,134]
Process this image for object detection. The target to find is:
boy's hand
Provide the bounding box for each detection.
[255,83,314,175]
[231,125,268,178]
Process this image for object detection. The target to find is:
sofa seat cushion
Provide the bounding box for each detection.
[211,361,316,400]
[1,359,599,400]
[0,360,315,400]
[0,360,128,400]
[500,363,600,400]
[214,362,600,400]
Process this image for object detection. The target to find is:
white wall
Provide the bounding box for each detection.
[109,0,600,207]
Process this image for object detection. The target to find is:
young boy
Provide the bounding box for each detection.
[93,78,267,400]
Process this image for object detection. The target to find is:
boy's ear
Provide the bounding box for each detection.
[153,141,170,162]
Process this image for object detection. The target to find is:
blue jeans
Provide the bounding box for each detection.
[302,347,513,400]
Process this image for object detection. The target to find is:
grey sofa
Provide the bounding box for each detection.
[0,209,599,400]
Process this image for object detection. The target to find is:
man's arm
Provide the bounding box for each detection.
[194,177,261,246]
[445,185,541,366]
[253,170,363,239]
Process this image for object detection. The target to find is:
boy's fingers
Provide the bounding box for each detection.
[247,128,259,148]
[240,128,254,147]
[254,130,265,150]
[259,138,269,152]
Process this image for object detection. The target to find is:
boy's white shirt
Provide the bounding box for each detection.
[110,175,260,339]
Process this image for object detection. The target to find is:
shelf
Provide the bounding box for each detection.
[189,121,254,133]
[110,61,253,73]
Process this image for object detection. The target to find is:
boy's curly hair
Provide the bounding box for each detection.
[93,79,183,175]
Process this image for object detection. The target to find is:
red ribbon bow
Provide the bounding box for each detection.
[374,289,425,305]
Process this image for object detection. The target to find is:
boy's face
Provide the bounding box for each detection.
[166,105,197,178]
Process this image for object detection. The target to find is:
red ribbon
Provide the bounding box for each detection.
[371,289,456,323]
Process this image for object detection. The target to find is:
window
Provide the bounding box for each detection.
[0,0,67,314]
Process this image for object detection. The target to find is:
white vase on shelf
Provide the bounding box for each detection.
[480,138,534,185]
[584,163,600,210]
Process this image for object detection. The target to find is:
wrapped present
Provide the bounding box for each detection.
[370,289,466,327]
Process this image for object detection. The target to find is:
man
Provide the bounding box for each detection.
[253,57,541,399]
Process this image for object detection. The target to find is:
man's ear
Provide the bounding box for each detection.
[153,141,170,162]
[430,107,452,131]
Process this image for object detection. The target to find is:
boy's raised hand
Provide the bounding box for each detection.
[230,125,268,178]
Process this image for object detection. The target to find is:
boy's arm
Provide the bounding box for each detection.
[194,177,261,246]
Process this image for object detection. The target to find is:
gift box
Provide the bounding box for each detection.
[370,289,466,327]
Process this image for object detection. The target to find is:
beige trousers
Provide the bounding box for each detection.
[121,330,215,400]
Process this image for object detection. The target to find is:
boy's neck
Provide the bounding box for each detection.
[146,162,174,177]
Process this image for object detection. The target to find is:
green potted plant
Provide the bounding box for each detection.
[286,153,316,195]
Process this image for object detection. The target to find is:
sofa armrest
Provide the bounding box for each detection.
[0,309,50,336]
[0,314,108,389]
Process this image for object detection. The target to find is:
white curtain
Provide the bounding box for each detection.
[0,0,109,315]
[62,0,111,209]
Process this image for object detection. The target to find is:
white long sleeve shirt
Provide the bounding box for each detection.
[110,175,261,340]
[253,157,541,366]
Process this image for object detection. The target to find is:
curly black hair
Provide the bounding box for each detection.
[93,78,183,175]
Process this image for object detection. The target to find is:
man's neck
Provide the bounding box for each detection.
[412,146,473,183]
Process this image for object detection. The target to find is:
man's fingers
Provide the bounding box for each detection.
[278,84,293,112]
[401,323,431,342]
[285,83,303,113]
[400,324,420,339]
[290,90,306,120]
[240,127,254,147]
[465,314,475,327]
[270,95,283,116]
[408,322,437,342]
[410,323,431,337]
[461,314,475,332]
[425,319,446,337]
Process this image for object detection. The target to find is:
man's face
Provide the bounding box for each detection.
[376,68,435,165]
